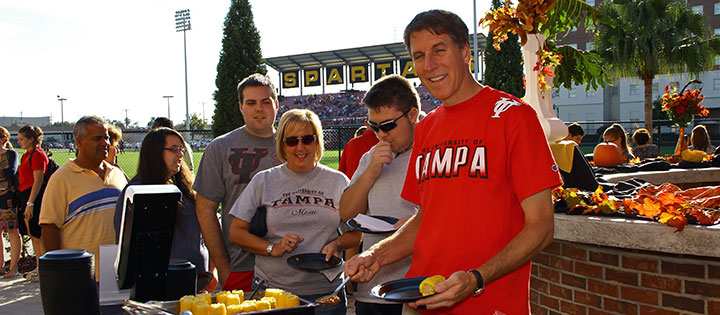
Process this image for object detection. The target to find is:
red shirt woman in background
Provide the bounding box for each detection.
[17,125,48,276]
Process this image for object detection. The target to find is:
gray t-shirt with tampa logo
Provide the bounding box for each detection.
[193,126,282,272]
[229,163,350,295]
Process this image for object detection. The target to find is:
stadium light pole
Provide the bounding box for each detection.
[175,9,191,131]
[57,96,66,143]
[163,95,174,118]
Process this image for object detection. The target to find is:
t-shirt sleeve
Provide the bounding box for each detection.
[38,171,68,228]
[401,128,422,206]
[193,141,226,203]
[348,148,373,185]
[507,107,563,202]
[228,173,263,222]
[32,150,49,172]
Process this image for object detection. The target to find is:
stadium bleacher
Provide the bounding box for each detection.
[278,86,441,125]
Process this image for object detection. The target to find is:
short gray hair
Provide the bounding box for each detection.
[74,116,107,140]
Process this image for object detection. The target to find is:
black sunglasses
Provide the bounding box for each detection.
[283,134,317,147]
[367,108,412,133]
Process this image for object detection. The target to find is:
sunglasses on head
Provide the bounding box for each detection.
[367,108,412,133]
[283,134,317,147]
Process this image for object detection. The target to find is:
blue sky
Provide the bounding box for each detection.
[0,0,490,126]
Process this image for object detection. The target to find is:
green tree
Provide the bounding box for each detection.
[483,0,525,98]
[212,0,266,137]
[595,0,720,132]
[177,113,208,131]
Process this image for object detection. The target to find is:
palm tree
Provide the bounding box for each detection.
[594,0,720,132]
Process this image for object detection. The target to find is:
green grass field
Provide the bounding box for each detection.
[16,149,342,179]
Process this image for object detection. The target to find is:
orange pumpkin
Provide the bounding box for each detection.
[593,142,624,167]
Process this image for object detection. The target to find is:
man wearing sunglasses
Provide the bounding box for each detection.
[194,74,283,291]
[340,74,420,315]
[345,10,562,315]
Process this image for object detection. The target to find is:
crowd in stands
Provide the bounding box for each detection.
[278,88,440,125]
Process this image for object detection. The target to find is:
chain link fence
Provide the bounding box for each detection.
[10,118,717,176]
[7,126,362,178]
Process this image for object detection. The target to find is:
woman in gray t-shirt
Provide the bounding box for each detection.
[229,109,360,315]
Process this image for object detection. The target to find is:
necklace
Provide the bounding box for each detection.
[394,145,413,159]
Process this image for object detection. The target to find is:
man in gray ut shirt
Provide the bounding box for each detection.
[193,73,282,291]
[340,74,421,315]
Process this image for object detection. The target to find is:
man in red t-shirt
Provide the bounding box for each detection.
[345,10,562,314]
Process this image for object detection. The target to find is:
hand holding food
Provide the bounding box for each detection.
[419,275,445,296]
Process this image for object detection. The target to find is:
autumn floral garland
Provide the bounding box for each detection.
[480,0,562,91]
[553,185,720,232]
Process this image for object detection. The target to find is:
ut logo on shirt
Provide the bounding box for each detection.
[491,97,521,118]
[229,148,269,184]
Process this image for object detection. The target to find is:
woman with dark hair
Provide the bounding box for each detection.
[689,125,716,154]
[17,125,47,277]
[0,126,21,278]
[114,127,208,278]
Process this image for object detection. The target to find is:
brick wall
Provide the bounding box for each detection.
[530,240,720,314]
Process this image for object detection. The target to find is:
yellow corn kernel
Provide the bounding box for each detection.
[226,304,242,315]
[261,296,276,309]
[216,291,229,305]
[239,301,256,312]
[283,293,300,307]
[419,275,446,296]
[209,303,227,315]
[230,289,245,302]
[255,300,271,311]
[180,295,194,313]
[197,292,213,305]
[193,303,210,315]
[225,293,241,306]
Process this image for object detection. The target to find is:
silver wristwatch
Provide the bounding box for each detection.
[266,243,275,256]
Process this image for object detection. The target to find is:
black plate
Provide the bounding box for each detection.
[369,277,435,302]
[286,253,342,271]
[346,215,399,234]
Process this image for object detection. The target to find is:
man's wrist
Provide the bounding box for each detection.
[26,201,34,207]
[266,243,275,256]
[467,269,485,296]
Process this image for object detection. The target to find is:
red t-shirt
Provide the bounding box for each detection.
[401,87,563,314]
[18,148,48,191]
[338,129,379,178]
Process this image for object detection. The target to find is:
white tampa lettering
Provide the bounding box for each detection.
[469,147,487,178]
[431,147,453,178]
[415,145,486,184]
[492,97,521,118]
[453,146,468,176]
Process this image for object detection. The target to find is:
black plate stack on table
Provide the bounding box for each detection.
[39,249,100,315]
[370,277,435,302]
[286,253,342,271]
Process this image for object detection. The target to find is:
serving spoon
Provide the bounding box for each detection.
[316,275,351,306]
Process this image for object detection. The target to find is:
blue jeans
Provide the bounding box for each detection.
[299,291,347,315]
